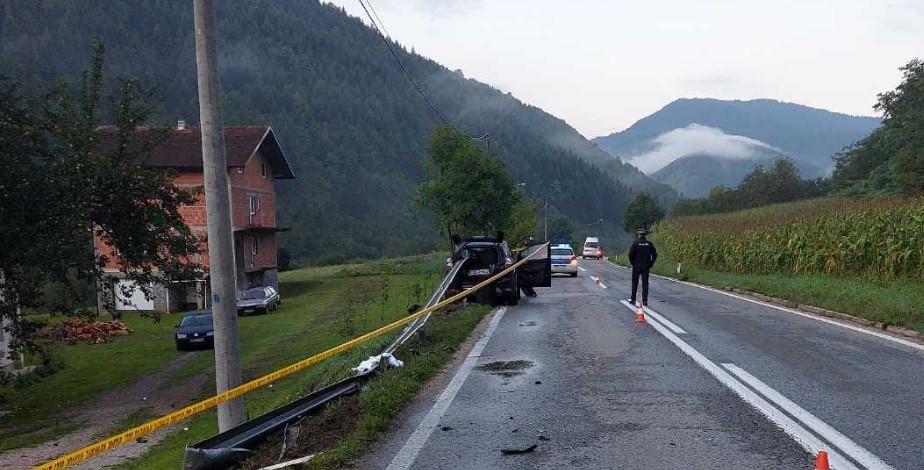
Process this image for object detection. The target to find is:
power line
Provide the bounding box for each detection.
[356,0,487,142]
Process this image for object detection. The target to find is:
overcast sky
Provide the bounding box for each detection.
[327,0,924,138]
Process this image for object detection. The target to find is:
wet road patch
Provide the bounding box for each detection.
[477,360,535,377]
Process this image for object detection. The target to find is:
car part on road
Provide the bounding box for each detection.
[500,444,537,455]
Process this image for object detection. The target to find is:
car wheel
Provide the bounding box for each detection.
[176,342,185,351]
[571,272,578,277]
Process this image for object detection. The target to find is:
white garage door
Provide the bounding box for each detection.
[114,280,155,311]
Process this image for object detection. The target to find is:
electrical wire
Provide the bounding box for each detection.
[356,0,487,142]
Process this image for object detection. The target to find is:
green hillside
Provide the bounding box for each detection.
[0,0,671,263]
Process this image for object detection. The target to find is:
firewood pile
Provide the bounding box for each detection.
[37,319,132,344]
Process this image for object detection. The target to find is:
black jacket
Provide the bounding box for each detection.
[628,239,657,269]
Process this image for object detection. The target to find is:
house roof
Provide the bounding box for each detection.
[98,126,295,179]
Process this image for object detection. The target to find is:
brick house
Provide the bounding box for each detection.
[95,124,295,313]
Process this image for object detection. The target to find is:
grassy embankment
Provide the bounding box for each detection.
[617,197,924,333]
[1,255,492,469]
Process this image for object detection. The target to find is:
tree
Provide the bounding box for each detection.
[0,42,199,357]
[624,193,665,232]
[506,199,539,244]
[833,58,924,194]
[413,127,521,238]
[547,214,576,243]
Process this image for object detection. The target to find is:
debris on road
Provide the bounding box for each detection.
[501,444,537,455]
[36,318,131,344]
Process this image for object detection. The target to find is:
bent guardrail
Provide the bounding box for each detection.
[36,245,548,470]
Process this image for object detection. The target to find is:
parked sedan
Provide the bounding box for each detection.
[236,286,281,315]
[175,310,214,350]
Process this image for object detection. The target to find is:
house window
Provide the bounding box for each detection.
[251,237,258,256]
[236,167,244,174]
[261,163,267,179]
[248,195,258,224]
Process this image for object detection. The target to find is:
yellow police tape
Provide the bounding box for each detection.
[34,243,548,470]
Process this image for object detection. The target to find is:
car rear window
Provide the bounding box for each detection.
[585,242,599,248]
[242,289,266,300]
[460,246,499,266]
[180,315,212,327]
[552,248,573,256]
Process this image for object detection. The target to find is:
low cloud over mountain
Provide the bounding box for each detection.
[625,123,779,174]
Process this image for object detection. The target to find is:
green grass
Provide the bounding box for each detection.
[614,242,924,333]
[109,254,484,469]
[0,254,447,460]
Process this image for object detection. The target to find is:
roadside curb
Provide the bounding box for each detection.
[604,259,924,346]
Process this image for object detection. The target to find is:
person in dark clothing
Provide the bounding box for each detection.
[519,237,539,298]
[627,229,657,306]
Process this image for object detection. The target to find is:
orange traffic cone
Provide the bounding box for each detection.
[634,302,646,324]
[814,450,830,470]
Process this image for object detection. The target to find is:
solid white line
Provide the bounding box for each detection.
[637,314,861,470]
[722,363,894,470]
[578,266,587,272]
[619,300,687,334]
[385,307,507,470]
[598,281,608,289]
[602,262,924,354]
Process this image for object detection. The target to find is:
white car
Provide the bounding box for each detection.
[582,237,603,259]
[551,245,579,276]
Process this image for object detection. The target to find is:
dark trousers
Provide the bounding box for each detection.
[630,266,650,305]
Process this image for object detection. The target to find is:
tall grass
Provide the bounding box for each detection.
[658,197,924,281]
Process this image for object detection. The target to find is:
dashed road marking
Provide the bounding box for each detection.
[385,307,507,470]
[722,363,894,470]
[578,266,587,272]
[633,312,864,470]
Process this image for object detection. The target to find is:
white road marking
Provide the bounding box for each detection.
[603,262,924,354]
[619,300,686,334]
[722,363,895,470]
[635,313,862,470]
[385,307,507,470]
[578,266,587,272]
[598,281,607,289]
[589,275,608,289]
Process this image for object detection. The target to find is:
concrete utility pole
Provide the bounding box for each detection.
[544,201,549,241]
[193,0,245,431]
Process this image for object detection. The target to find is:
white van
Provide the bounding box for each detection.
[582,237,603,259]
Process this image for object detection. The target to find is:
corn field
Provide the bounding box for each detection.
[657,197,924,281]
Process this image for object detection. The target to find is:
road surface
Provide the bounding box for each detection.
[360,259,924,469]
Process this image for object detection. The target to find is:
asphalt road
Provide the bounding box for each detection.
[360,259,924,469]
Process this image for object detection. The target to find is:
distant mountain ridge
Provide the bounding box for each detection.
[0,0,671,262]
[592,98,880,196]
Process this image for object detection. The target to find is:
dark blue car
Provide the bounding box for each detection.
[175,310,214,351]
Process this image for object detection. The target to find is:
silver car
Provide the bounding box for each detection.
[236,286,281,315]
[551,245,579,276]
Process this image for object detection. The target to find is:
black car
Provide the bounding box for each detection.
[175,310,214,351]
[450,235,551,305]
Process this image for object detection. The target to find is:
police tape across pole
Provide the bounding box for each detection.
[34,243,550,470]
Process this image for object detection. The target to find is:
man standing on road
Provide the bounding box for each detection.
[628,228,657,306]
[519,236,538,298]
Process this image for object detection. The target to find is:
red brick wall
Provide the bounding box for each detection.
[239,233,278,269]
[96,150,280,272]
[230,149,276,229]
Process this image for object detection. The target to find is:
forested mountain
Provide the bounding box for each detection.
[593,98,879,195]
[651,152,780,198]
[0,0,668,263]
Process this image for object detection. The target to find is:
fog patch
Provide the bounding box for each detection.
[627,124,779,174]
